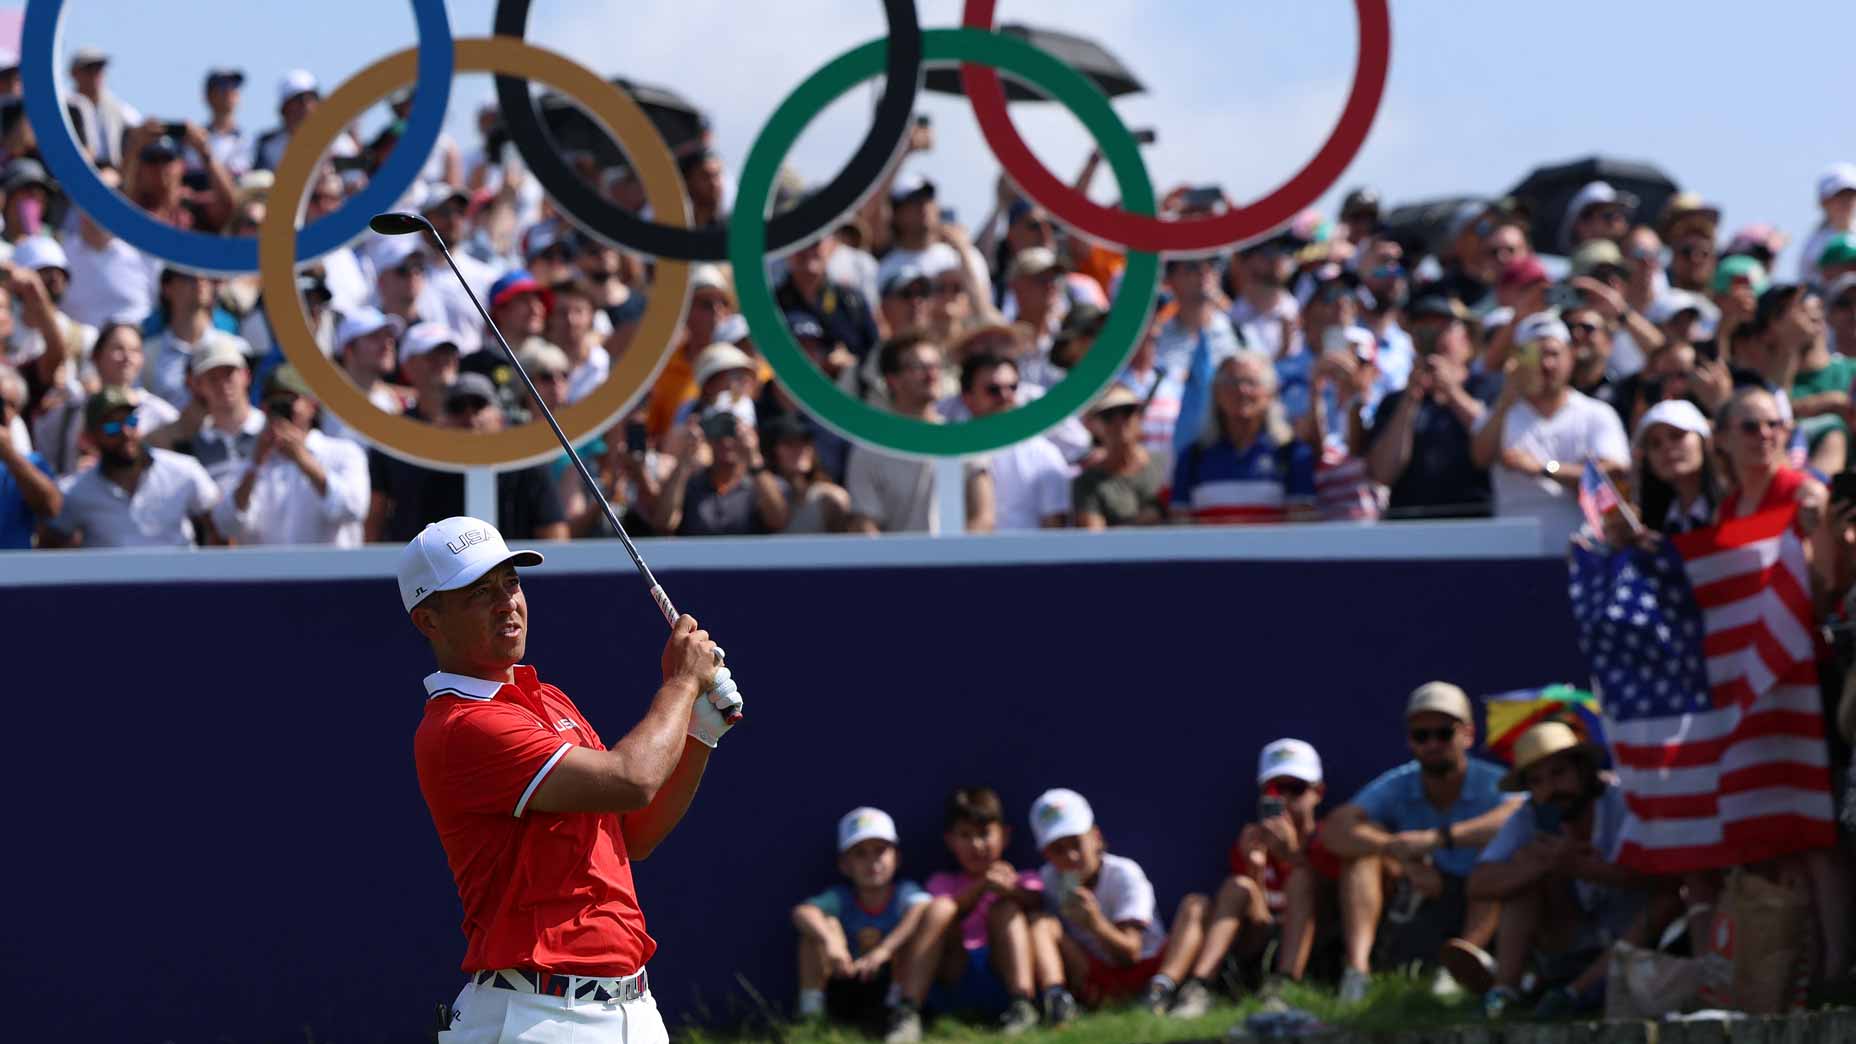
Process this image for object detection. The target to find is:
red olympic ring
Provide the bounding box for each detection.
[958,0,1392,254]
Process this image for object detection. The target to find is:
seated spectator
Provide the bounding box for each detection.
[1073,386,1166,529]
[364,374,568,543]
[1169,352,1317,525]
[1459,723,1675,1020]
[1367,299,1495,519]
[844,335,992,534]
[0,362,60,546]
[762,413,849,534]
[213,365,369,547]
[961,353,1068,530]
[322,308,409,444]
[791,807,932,1041]
[650,406,788,537]
[1319,682,1521,1003]
[545,278,610,404]
[1026,788,1209,1017]
[1176,739,1340,1018]
[42,386,220,547]
[1472,313,1629,552]
[893,787,1044,1036]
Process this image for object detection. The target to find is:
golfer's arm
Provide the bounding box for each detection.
[1318,805,1389,860]
[621,737,711,860]
[526,677,700,813]
[1450,798,1524,848]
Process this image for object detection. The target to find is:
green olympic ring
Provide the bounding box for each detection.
[730,26,1160,458]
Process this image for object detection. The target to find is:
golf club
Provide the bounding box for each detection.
[369,211,741,724]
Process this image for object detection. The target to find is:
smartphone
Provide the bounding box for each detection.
[624,420,648,455]
[699,410,738,441]
[1182,185,1224,211]
[162,121,189,141]
[913,113,931,128]
[1132,127,1157,146]
[1831,471,1856,509]
[266,398,295,420]
[1546,283,1583,312]
[1054,870,1082,904]
[330,153,370,174]
[1258,795,1287,820]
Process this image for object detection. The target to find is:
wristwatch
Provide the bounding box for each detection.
[1439,822,1456,850]
[1541,459,1561,479]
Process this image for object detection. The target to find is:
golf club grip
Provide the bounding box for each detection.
[649,584,743,725]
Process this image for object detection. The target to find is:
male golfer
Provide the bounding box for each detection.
[402,515,742,1043]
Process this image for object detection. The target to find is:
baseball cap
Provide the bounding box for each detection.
[1818,163,1856,202]
[1497,255,1550,290]
[69,46,108,69]
[277,69,319,107]
[689,263,732,298]
[1087,384,1142,416]
[1514,311,1570,347]
[1646,290,1720,336]
[419,181,469,212]
[1054,303,1108,347]
[1444,200,1491,243]
[336,307,404,349]
[1564,180,1637,222]
[263,364,314,399]
[1257,738,1324,785]
[1657,192,1719,237]
[488,269,555,312]
[205,68,245,90]
[1029,787,1095,850]
[760,412,811,444]
[370,234,426,273]
[890,171,935,204]
[1006,246,1064,283]
[1408,295,1470,323]
[1634,398,1712,447]
[84,385,138,429]
[1570,239,1626,280]
[1713,254,1770,295]
[1341,186,1381,218]
[785,311,826,343]
[1819,234,1856,271]
[139,135,182,164]
[396,516,544,613]
[10,235,67,273]
[2,158,51,194]
[836,807,899,853]
[400,322,461,362]
[188,334,249,376]
[1828,273,1856,304]
[1480,306,1516,339]
[1405,681,1473,724]
[880,261,931,298]
[0,49,19,75]
[444,373,500,412]
[693,343,756,388]
[516,338,571,376]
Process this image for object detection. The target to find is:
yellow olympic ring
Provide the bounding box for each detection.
[258,37,693,470]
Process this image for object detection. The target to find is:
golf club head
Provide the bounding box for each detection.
[369,211,430,236]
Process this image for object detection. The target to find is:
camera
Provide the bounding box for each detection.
[699,409,739,441]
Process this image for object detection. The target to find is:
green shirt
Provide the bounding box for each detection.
[1792,356,1856,444]
[1073,454,1168,526]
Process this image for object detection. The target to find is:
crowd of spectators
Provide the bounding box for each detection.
[6,51,1856,554]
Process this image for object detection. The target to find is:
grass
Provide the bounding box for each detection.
[682,971,1479,1043]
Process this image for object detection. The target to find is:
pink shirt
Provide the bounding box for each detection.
[924,869,1042,951]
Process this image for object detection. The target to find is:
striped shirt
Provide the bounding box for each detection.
[1172,434,1316,524]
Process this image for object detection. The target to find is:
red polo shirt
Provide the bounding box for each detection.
[414,666,655,976]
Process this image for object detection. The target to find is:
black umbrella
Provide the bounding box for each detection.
[488,78,709,170]
[923,22,1144,101]
[1378,195,1487,261]
[1506,156,1680,257]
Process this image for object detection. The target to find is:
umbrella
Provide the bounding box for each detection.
[490,78,709,171]
[1506,156,1680,257]
[923,22,1144,102]
[1378,194,1487,261]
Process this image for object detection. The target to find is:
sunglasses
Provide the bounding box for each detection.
[391,262,425,277]
[1265,779,1311,798]
[983,381,1019,399]
[1409,726,1457,745]
[1095,405,1139,423]
[1737,418,1787,436]
[891,284,933,301]
[1568,321,1600,336]
[97,410,140,436]
[932,281,965,298]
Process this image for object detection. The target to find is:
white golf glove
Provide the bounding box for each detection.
[688,664,742,748]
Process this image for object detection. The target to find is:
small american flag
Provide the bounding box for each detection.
[1568,504,1835,873]
[1578,459,1619,534]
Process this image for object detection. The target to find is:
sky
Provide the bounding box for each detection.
[26,0,1856,275]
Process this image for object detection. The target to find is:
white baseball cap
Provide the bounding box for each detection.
[1819,163,1856,202]
[1030,787,1095,850]
[396,516,544,613]
[1405,681,1473,724]
[336,307,404,350]
[1256,738,1323,785]
[369,234,426,273]
[1634,398,1712,447]
[836,806,899,853]
[1513,311,1570,347]
[277,68,319,107]
[11,235,68,272]
[692,343,756,388]
[400,322,461,362]
[189,333,250,376]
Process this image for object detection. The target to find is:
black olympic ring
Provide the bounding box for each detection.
[491,0,923,261]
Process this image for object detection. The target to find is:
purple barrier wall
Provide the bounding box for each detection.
[5,554,1582,1042]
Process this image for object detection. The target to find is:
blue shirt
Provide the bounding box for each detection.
[1350,759,1510,877]
[803,880,930,958]
[0,450,51,549]
[1172,434,1317,523]
[1479,784,1643,940]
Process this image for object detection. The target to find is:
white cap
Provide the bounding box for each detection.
[1029,787,1095,849]
[1513,311,1570,347]
[1256,739,1324,785]
[1819,163,1856,202]
[188,333,250,376]
[836,806,898,853]
[400,322,461,362]
[1559,180,1637,250]
[1634,398,1712,446]
[516,338,571,376]
[1479,306,1515,336]
[1645,289,1720,337]
[369,234,426,272]
[278,69,319,107]
[1007,246,1063,282]
[336,307,404,350]
[11,235,68,272]
[1828,273,1856,303]
[692,343,755,388]
[890,171,935,203]
[690,263,731,297]
[396,516,544,613]
[1405,681,1473,724]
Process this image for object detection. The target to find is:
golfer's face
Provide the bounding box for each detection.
[438,564,527,666]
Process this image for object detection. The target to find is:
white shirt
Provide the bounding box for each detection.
[1230,291,1300,359]
[986,434,1071,530]
[430,250,500,356]
[1041,853,1167,963]
[191,408,267,489]
[51,447,219,546]
[212,428,370,547]
[61,234,159,327]
[566,344,612,404]
[1483,390,1630,552]
[31,388,175,477]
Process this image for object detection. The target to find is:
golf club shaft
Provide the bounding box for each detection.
[416,219,738,721]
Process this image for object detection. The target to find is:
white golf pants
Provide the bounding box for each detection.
[438,981,670,1044]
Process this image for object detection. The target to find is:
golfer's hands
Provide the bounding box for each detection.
[688,661,742,748]
[662,615,719,693]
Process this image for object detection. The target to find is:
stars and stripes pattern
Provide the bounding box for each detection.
[1568,504,1834,873]
[1578,459,1619,534]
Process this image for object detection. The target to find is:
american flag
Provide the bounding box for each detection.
[1567,504,1835,873]
[1578,459,1619,534]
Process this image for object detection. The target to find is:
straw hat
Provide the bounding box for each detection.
[1500,721,1599,792]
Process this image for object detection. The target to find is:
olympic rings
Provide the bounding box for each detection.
[490,0,923,263]
[731,27,1160,458]
[20,0,455,274]
[959,0,1391,255]
[257,38,693,471]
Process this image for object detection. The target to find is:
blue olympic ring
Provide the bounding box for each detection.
[20,0,454,274]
